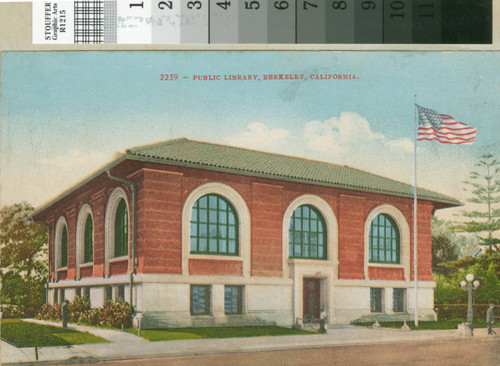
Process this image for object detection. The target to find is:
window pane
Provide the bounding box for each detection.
[199,209,207,222]
[190,222,197,236]
[209,239,217,252]
[220,239,227,253]
[393,288,405,312]
[84,214,93,263]
[228,240,236,254]
[191,194,239,255]
[228,226,236,239]
[114,199,128,257]
[369,214,400,264]
[302,245,309,257]
[289,205,326,260]
[219,226,227,239]
[310,245,317,258]
[224,286,242,314]
[191,285,210,315]
[209,224,218,237]
[199,224,207,237]
[199,238,207,252]
[370,288,383,313]
[61,225,68,267]
[190,237,197,252]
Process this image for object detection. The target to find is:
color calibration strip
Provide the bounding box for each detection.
[33,0,492,44]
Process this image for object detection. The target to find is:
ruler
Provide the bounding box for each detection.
[33,0,493,44]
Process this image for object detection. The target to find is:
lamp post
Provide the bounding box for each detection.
[460,273,480,336]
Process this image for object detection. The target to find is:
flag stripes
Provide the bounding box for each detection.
[416,104,477,145]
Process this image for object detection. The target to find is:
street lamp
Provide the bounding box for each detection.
[460,273,480,336]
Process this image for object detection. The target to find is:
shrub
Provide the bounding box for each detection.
[34,298,133,329]
[68,296,91,323]
[36,304,61,321]
[78,309,99,325]
[1,305,39,319]
[97,299,133,328]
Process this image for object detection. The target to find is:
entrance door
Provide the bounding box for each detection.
[303,278,320,320]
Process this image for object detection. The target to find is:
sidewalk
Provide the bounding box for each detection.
[1,320,498,365]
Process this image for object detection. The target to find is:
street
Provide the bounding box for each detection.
[95,337,500,366]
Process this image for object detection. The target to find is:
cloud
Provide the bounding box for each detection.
[385,138,414,153]
[224,122,290,151]
[41,149,108,170]
[303,112,385,157]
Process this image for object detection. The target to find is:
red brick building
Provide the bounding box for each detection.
[29,138,459,328]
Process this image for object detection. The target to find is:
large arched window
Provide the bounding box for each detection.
[55,216,69,269]
[190,194,238,256]
[83,214,93,263]
[114,198,129,257]
[61,225,68,267]
[369,213,400,264]
[289,204,326,260]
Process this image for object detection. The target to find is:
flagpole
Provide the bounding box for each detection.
[413,102,419,327]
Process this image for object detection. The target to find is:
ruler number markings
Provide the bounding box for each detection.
[187,1,202,9]
[361,1,376,10]
[331,1,347,10]
[274,1,289,10]
[217,1,231,10]
[418,2,434,19]
[303,1,318,10]
[390,1,405,19]
[158,1,173,9]
[245,1,260,10]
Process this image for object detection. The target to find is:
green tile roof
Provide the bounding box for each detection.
[125,137,460,206]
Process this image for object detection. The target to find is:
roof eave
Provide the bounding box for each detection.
[125,154,462,207]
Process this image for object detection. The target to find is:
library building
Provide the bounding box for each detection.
[28,138,460,328]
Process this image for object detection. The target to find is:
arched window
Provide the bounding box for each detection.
[190,194,238,256]
[114,198,129,257]
[61,225,68,267]
[83,214,93,263]
[289,204,326,260]
[369,213,400,264]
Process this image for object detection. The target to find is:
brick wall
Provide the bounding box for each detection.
[37,160,441,283]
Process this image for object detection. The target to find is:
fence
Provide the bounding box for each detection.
[435,303,493,320]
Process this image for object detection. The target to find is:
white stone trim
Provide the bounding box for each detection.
[364,204,410,281]
[282,194,338,278]
[104,187,130,276]
[76,204,94,277]
[335,279,435,288]
[182,182,251,277]
[54,216,68,269]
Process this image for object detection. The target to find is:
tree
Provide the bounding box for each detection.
[432,234,459,274]
[0,202,48,307]
[431,217,462,273]
[456,152,500,254]
[476,262,500,303]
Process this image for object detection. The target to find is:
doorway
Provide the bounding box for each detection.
[303,278,320,319]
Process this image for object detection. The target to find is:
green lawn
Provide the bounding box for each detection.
[126,326,316,342]
[353,319,489,330]
[1,319,108,347]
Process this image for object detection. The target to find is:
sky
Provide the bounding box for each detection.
[1,51,499,223]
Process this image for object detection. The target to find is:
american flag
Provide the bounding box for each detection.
[416,104,477,145]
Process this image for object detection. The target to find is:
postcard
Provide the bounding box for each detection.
[1,21,499,364]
